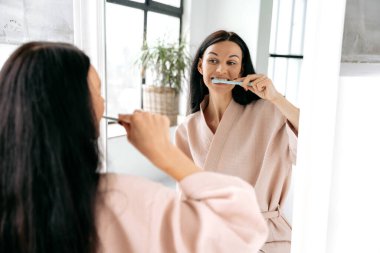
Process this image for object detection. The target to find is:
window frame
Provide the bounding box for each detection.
[268,0,307,103]
[105,0,183,109]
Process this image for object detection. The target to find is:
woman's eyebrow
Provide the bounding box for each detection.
[207,52,240,59]
[229,54,240,59]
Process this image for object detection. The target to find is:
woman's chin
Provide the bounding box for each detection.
[209,84,234,93]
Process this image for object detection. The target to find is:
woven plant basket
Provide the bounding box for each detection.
[142,85,179,126]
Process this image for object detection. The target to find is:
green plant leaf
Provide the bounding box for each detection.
[135,38,191,92]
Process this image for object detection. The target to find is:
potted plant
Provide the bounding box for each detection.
[138,39,190,126]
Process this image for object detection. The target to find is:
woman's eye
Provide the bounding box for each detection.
[227,61,237,65]
[208,59,218,64]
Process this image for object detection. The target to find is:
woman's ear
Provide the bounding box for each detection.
[197,58,203,75]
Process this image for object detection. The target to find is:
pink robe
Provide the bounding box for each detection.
[175,97,297,253]
[96,171,268,253]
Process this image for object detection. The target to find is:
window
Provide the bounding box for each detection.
[105,0,183,117]
[154,0,181,8]
[268,0,307,105]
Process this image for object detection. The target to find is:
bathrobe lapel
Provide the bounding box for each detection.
[200,98,244,171]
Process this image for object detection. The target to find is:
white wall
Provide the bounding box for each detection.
[183,0,267,70]
[291,0,347,251]
[73,0,105,72]
[326,64,380,252]
[292,0,380,252]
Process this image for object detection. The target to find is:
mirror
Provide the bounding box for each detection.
[104,0,306,251]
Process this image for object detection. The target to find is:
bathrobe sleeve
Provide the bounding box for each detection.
[97,172,268,253]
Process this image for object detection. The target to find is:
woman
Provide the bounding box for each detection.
[175,30,299,253]
[0,42,268,253]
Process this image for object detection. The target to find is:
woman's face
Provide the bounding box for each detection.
[88,66,105,124]
[198,40,243,95]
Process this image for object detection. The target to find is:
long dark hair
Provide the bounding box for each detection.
[189,30,260,113]
[0,42,100,253]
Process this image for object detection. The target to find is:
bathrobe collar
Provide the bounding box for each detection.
[199,95,244,170]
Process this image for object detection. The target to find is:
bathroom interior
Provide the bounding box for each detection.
[0,0,379,252]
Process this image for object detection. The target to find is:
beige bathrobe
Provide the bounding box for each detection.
[96,172,268,253]
[175,97,297,253]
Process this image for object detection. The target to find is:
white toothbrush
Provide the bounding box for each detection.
[212,78,253,86]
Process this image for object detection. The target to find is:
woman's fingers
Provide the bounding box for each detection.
[251,76,269,92]
[235,74,263,82]
[117,114,132,137]
[236,74,267,91]
[236,74,279,101]
[235,74,263,91]
[118,114,132,123]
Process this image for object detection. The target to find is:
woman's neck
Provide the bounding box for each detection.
[204,93,232,133]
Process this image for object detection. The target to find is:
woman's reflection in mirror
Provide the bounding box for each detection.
[175,30,300,253]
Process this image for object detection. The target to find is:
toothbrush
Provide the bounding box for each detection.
[212,78,253,87]
[103,115,132,124]
[102,115,119,122]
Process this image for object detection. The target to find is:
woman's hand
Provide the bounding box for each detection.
[237,74,300,133]
[237,74,282,102]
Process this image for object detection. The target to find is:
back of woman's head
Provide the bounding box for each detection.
[189,30,260,113]
[0,42,100,253]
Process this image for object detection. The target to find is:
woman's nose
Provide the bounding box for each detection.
[216,63,228,74]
